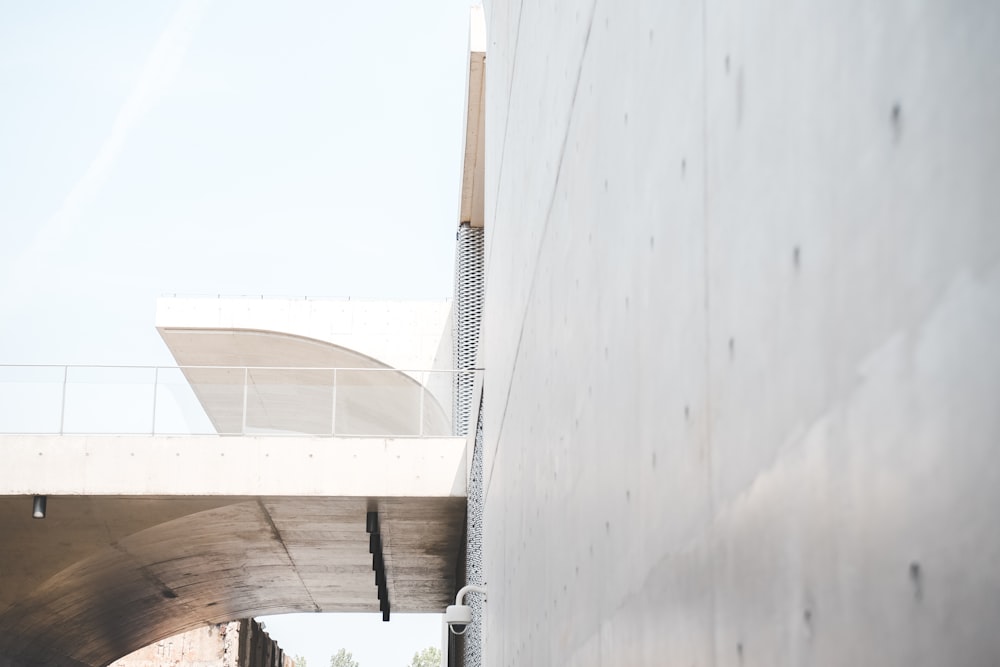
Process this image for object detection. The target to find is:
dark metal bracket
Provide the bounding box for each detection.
[366,511,390,621]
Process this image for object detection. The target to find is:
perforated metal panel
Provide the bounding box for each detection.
[454,223,485,667]
[464,404,486,667]
[453,224,485,436]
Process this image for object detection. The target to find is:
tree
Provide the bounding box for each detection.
[329,648,359,667]
[408,646,441,667]
[292,657,307,667]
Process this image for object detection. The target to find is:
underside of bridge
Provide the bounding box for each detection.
[0,299,467,666]
[0,434,466,667]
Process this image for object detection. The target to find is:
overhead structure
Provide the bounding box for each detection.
[0,433,466,666]
[0,296,470,666]
[155,297,456,436]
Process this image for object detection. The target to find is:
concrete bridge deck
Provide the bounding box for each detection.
[0,434,466,667]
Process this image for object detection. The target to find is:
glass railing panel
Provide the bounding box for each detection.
[180,366,250,435]
[0,366,64,433]
[334,368,423,436]
[152,367,215,435]
[0,365,479,437]
[421,370,459,437]
[62,366,156,434]
[245,368,335,436]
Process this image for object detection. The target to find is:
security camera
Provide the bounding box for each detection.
[444,604,472,635]
[445,584,486,636]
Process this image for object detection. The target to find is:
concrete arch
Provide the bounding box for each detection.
[0,495,463,667]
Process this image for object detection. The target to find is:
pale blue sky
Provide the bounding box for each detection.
[0,0,473,365]
[1,0,476,664]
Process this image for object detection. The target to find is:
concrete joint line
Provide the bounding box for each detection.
[256,500,320,613]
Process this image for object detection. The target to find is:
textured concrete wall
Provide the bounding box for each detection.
[480,0,1000,665]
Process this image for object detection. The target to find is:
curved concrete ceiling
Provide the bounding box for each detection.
[154,297,453,376]
[0,495,463,667]
[158,329,452,436]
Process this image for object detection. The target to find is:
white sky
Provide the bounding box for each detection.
[258,613,444,667]
[1,0,476,664]
[0,0,474,365]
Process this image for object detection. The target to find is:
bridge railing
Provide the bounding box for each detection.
[0,365,479,437]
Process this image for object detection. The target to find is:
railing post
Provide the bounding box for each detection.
[241,367,249,435]
[58,366,68,436]
[150,367,159,435]
[331,368,338,436]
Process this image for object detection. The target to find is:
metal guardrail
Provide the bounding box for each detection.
[0,365,478,438]
[160,293,452,302]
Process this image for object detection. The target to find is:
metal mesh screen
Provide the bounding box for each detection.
[453,224,484,436]
[464,403,486,667]
[454,223,485,666]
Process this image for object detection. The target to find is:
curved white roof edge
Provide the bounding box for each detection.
[155,296,453,373]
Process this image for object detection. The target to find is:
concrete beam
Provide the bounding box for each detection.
[0,435,466,497]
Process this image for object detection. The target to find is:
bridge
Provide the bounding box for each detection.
[0,298,476,667]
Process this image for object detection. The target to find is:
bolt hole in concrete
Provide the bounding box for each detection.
[909,561,923,600]
[891,102,903,141]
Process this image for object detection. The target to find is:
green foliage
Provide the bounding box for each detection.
[408,646,441,667]
[329,648,359,667]
[292,656,307,667]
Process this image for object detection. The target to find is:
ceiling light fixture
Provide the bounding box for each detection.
[32,495,47,519]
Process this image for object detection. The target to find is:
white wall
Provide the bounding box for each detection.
[480,0,1000,664]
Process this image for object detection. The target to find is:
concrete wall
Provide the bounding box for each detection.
[480,0,1000,665]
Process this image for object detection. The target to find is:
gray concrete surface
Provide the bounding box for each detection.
[479,0,1000,664]
[0,436,466,666]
